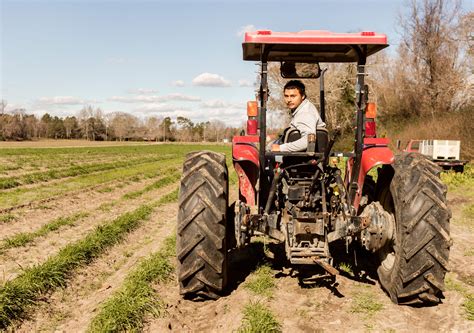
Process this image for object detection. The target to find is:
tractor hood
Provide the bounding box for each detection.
[242,30,388,62]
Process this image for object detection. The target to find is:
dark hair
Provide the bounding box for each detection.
[284,80,306,97]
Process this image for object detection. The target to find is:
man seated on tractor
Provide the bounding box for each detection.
[271,80,326,152]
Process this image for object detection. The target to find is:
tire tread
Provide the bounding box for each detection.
[177,150,228,299]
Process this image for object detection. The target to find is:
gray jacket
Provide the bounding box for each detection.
[280,99,326,152]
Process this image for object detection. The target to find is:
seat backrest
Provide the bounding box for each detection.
[315,127,328,153]
[283,127,301,143]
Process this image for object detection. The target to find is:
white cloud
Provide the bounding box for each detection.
[238,79,253,87]
[201,99,227,108]
[192,73,231,87]
[165,93,200,102]
[109,93,201,104]
[36,96,91,106]
[171,80,185,87]
[133,103,190,113]
[3,102,27,112]
[128,88,160,94]
[237,24,257,37]
[201,99,242,109]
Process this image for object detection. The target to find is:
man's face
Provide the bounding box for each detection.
[284,88,304,110]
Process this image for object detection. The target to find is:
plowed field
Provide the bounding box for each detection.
[0,141,472,332]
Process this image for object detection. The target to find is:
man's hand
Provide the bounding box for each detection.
[271,144,281,152]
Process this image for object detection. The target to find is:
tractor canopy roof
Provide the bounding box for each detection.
[242,30,388,62]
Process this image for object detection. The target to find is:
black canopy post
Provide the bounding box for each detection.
[258,45,272,212]
[319,68,328,122]
[348,46,367,205]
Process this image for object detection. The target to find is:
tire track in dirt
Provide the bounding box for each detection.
[147,279,249,332]
[0,182,179,282]
[15,201,178,333]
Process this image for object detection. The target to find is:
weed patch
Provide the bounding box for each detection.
[238,302,281,333]
[463,204,474,219]
[464,248,474,257]
[350,288,383,318]
[445,273,474,321]
[244,264,275,297]
[441,164,474,189]
[0,213,15,224]
[464,294,474,321]
[338,262,354,276]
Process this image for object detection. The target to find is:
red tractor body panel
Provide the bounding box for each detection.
[243,30,388,62]
[232,136,260,206]
[346,138,394,209]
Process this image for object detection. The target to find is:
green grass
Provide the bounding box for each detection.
[0,155,175,190]
[464,295,474,321]
[0,213,15,224]
[238,302,282,333]
[463,204,474,219]
[445,274,468,294]
[244,264,275,297]
[0,202,158,329]
[338,262,354,276]
[441,164,474,189]
[123,171,181,200]
[464,248,474,257]
[1,212,89,250]
[158,188,179,203]
[350,289,384,318]
[87,236,176,333]
[0,144,231,210]
[0,159,179,210]
[445,273,474,321]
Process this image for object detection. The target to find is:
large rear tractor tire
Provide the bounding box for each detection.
[177,151,229,299]
[377,153,451,305]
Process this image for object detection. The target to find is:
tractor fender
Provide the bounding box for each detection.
[346,138,394,210]
[232,136,260,206]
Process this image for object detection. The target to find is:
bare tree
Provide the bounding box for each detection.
[373,0,468,120]
[0,100,7,114]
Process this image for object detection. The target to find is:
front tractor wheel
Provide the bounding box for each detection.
[177,151,229,300]
[377,153,451,305]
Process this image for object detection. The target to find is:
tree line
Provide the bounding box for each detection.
[0,104,241,142]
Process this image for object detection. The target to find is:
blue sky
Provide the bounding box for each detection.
[0,0,450,126]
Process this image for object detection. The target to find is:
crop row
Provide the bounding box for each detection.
[0,143,229,159]
[0,144,225,177]
[1,170,181,250]
[0,157,183,210]
[0,189,179,329]
[1,212,89,251]
[0,154,179,190]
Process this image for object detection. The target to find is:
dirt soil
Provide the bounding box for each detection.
[16,202,178,333]
[5,176,472,332]
[145,190,474,333]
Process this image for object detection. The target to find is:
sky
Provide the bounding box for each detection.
[1,0,464,127]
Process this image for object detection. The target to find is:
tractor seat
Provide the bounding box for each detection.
[313,127,328,153]
[281,126,328,153]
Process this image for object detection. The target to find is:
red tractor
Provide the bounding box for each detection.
[177,30,451,305]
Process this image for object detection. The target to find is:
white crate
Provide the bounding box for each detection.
[420,140,460,160]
